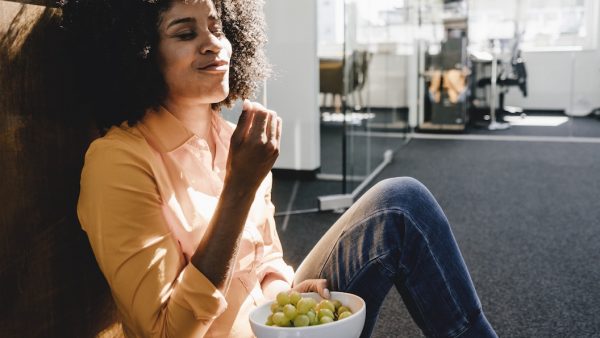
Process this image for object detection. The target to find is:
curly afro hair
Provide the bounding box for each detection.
[60,0,270,133]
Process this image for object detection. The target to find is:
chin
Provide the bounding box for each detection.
[214,84,230,102]
[210,89,229,104]
[201,80,229,104]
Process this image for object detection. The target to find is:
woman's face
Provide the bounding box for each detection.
[157,0,232,104]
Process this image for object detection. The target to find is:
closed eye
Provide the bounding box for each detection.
[176,31,197,41]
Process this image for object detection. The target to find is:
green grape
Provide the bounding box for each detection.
[320,316,334,324]
[270,302,283,313]
[338,311,352,320]
[265,314,274,326]
[269,294,356,327]
[289,291,301,305]
[293,314,310,327]
[296,297,316,314]
[306,310,318,325]
[337,305,350,316]
[317,300,335,313]
[282,304,297,320]
[272,312,291,327]
[318,308,334,320]
[276,292,291,306]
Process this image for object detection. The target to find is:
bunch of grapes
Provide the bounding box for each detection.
[265,291,354,327]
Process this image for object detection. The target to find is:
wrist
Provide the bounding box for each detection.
[223,175,259,198]
[221,177,257,206]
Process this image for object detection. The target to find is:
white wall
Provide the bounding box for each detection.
[482,1,600,115]
[264,0,321,171]
[505,49,600,115]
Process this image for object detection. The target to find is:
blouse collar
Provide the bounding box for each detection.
[139,105,223,153]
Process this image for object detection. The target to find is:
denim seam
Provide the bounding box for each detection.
[317,208,402,280]
[318,207,468,337]
[375,254,397,277]
[401,211,470,338]
[365,208,467,338]
[343,249,395,291]
[452,309,485,338]
[319,243,396,290]
[317,208,435,337]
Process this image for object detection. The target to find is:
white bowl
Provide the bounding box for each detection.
[249,292,366,338]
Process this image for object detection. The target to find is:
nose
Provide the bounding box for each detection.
[198,31,223,55]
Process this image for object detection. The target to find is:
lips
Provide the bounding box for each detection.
[198,59,229,71]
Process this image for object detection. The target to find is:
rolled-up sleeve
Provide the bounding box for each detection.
[77,138,227,337]
[255,174,295,289]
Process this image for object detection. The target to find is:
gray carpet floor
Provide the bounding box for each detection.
[272,137,600,337]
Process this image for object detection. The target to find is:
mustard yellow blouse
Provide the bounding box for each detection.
[77,106,294,337]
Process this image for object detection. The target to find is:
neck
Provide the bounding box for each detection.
[162,97,214,138]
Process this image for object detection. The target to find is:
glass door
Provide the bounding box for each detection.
[341,0,412,194]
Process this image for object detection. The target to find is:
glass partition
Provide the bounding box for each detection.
[317,0,415,198]
[318,0,600,203]
[341,0,408,193]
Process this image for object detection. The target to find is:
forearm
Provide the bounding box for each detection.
[191,100,281,292]
[191,179,256,291]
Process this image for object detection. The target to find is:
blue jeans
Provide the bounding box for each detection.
[294,177,497,338]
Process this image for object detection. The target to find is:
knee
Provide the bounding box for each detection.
[372,177,429,197]
[369,177,434,211]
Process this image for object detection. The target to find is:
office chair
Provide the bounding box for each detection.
[477,51,528,120]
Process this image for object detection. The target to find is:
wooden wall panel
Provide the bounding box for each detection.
[0,1,121,337]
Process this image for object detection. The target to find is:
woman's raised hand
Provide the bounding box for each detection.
[226,100,282,194]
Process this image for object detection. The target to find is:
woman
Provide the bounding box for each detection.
[64,0,497,337]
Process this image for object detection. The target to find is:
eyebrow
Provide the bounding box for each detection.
[167,17,196,29]
[166,14,219,29]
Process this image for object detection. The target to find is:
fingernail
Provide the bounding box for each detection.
[324,288,330,298]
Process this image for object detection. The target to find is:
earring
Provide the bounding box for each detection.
[140,45,151,59]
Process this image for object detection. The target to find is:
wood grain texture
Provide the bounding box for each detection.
[0,1,120,337]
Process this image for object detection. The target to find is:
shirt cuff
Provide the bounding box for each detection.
[170,263,228,320]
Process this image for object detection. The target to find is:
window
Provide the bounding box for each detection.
[519,0,597,51]
[468,0,598,52]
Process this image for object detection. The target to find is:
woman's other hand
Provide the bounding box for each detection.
[226,99,282,194]
[292,279,331,299]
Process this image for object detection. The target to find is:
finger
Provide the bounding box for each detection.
[314,279,330,299]
[265,112,274,144]
[242,99,253,112]
[268,111,278,143]
[291,280,309,293]
[251,101,268,112]
[275,117,282,143]
[232,103,254,145]
[249,110,269,141]
[246,102,276,141]
[248,102,275,138]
